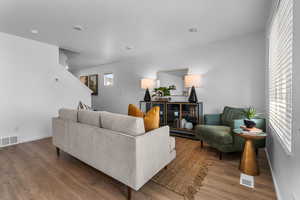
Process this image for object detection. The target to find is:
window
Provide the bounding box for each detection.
[269,0,293,152]
[104,73,114,86]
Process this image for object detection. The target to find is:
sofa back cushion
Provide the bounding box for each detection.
[78,110,101,127]
[100,111,145,136]
[59,108,78,122]
[221,106,246,126]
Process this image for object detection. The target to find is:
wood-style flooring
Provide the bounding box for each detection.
[0,137,276,200]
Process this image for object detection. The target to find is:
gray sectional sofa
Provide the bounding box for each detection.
[52,108,176,200]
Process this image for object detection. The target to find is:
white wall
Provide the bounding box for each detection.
[72,32,266,115]
[265,1,300,199]
[0,32,91,143]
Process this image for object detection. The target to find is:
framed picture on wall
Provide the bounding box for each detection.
[88,74,98,95]
[79,76,88,87]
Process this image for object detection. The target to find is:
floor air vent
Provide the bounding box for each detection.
[1,137,10,146]
[0,136,18,147]
[240,173,254,188]
[10,136,18,145]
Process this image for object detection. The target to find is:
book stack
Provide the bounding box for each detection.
[240,126,263,135]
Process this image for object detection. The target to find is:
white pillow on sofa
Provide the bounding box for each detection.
[100,111,145,136]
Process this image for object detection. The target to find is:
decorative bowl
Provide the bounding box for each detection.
[244,119,256,128]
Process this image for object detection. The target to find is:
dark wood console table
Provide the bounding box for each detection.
[139,101,203,139]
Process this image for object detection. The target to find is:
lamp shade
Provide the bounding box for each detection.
[184,74,201,88]
[140,78,155,89]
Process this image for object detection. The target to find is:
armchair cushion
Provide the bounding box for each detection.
[196,125,233,145]
[204,114,222,125]
[221,106,246,126]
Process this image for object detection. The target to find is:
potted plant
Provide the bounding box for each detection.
[243,107,257,128]
[152,85,176,98]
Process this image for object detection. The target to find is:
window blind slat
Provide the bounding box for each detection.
[268,0,293,152]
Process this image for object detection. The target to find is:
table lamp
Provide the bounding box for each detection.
[184,74,201,103]
[141,78,155,102]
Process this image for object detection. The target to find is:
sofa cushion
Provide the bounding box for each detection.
[59,108,78,122]
[78,110,101,127]
[100,111,145,136]
[221,106,246,127]
[196,125,233,145]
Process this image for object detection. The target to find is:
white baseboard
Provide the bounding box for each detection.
[19,135,52,144]
[265,148,282,200]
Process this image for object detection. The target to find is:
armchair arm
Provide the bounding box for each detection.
[204,114,222,125]
[232,119,244,130]
[232,118,266,132]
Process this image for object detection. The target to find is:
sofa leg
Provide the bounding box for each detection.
[201,140,203,148]
[127,186,132,200]
[256,148,258,156]
[164,165,168,170]
[56,147,60,157]
[219,151,222,160]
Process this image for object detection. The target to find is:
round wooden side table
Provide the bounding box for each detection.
[234,129,267,176]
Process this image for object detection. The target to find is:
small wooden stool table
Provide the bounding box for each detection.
[233,129,267,176]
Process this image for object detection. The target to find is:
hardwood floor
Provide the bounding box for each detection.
[0,137,276,200]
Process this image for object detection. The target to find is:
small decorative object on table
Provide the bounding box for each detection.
[240,125,263,135]
[243,106,259,128]
[181,118,187,128]
[185,122,193,130]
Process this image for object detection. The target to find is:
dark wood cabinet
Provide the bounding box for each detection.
[140,101,203,139]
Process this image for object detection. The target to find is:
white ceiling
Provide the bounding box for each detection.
[0,0,272,69]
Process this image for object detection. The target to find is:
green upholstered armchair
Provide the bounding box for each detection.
[195,106,266,160]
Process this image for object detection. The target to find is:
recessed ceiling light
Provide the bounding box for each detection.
[125,46,133,50]
[31,29,39,34]
[73,25,83,31]
[188,28,198,32]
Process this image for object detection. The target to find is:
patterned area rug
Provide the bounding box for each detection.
[152,138,211,200]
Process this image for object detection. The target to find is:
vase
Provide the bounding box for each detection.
[181,119,187,128]
[188,86,198,103]
[185,122,193,130]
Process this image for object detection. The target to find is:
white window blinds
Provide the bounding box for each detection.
[269,0,293,152]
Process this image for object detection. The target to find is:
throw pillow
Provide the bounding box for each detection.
[128,104,160,132]
[128,104,144,117]
[77,101,92,110]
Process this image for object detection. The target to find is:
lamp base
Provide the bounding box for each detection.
[188,86,198,103]
[144,88,151,102]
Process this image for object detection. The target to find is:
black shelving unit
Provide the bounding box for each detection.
[140,101,203,139]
